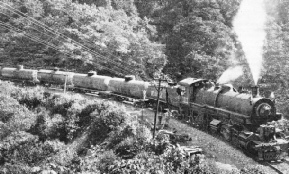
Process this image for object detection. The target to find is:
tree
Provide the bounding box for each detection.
[0,0,166,79]
[157,0,239,80]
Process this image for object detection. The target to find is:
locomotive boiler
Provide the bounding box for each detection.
[175,78,288,161]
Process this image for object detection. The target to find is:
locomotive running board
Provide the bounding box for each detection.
[189,102,251,124]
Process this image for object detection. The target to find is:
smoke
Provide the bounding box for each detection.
[217,66,243,84]
[233,0,266,85]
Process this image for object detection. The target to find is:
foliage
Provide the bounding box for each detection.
[0,94,37,139]
[0,83,271,173]
[0,0,165,78]
[155,0,240,81]
[0,131,56,166]
[261,0,289,117]
[0,163,32,174]
[11,87,46,110]
[88,102,130,144]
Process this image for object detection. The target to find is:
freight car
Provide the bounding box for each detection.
[0,65,39,85]
[72,71,111,92]
[107,75,149,101]
[37,68,74,87]
[0,65,288,161]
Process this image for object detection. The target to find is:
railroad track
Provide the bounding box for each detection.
[263,160,289,174]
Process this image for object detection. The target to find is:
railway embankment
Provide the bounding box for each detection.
[122,105,279,173]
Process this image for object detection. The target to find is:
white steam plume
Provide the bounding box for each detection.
[233,0,266,85]
[217,66,243,84]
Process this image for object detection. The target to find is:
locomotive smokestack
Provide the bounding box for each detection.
[252,86,260,98]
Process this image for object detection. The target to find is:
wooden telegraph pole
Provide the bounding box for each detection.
[152,73,169,139]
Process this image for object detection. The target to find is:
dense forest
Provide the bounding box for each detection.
[0,0,286,82]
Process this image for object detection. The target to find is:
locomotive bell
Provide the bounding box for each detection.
[252,86,260,98]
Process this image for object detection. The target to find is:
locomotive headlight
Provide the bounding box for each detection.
[256,103,271,117]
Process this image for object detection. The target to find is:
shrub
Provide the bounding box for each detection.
[0,132,56,166]
[44,114,67,142]
[88,102,130,144]
[0,163,32,174]
[105,121,152,159]
[97,150,119,173]
[239,165,269,174]
[76,145,103,173]
[77,102,102,128]
[115,137,139,159]
[13,87,46,110]
[48,148,78,167]
[0,81,18,97]
[0,95,37,139]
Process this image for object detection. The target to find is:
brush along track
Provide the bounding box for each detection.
[261,159,289,174]
[262,160,289,174]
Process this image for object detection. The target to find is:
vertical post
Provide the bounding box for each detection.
[142,90,146,121]
[64,74,67,93]
[153,79,162,139]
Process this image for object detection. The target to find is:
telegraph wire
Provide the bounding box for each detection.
[0,9,131,75]
[0,2,139,75]
[0,22,126,76]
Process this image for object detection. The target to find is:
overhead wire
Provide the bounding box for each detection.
[0,21,126,76]
[0,2,139,75]
[51,5,143,70]
[0,10,131,76]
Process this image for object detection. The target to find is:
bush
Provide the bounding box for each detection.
[0,81,18,97]
[97,150,119,173]
[0,95,37,139]
[239,165,269,174]
[88,102,130,144]
[0,163,32,174]
[48,148,78,167]
[12,87,46,110]
[115,137,139,159]
[0,132,56,166]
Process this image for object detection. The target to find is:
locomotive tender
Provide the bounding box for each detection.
[0,65,288,161]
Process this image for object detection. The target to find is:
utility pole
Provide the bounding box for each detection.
[64,74,68,93]
[152,73,169,139]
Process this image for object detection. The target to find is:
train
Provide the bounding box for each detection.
[0,65,288,162]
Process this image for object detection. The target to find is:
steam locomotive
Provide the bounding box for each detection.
[0,65,288,161]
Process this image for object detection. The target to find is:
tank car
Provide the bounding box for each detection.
[146,84,181,110]
[72,71,111,92]
[37,68,74,86]
[146,84,167,108]
[1,65,39,84]
[108,75,150,100]
[171,77,288,161]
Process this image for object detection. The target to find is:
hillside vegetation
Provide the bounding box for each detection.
[0,81,271,173]
[1,0,289,116]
